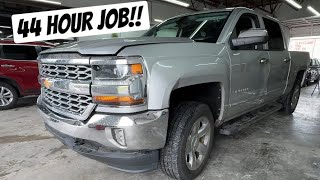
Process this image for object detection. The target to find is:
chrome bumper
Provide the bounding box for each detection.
[37,97,169,150]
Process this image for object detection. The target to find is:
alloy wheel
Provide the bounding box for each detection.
[185,116,211,171]
[0,86,14,107]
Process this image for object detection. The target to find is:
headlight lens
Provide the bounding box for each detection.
[91,56,146,106]
[92,64,143,80]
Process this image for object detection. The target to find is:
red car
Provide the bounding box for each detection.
[0,39,53,110]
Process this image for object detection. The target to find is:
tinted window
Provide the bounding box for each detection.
[2,45,38,60]
[310,59,314,66]
[263,18,284,50]
[311,59,319,66]
[41,46,51,51]
[231,13,261,50]
[143,12,230,43]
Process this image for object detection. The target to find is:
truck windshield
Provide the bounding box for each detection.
[143,12,230,43]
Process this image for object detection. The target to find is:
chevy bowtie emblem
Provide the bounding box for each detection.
[44,79,53,89]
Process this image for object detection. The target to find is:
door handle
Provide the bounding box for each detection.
[284,58,291,62]
[1,64,15,68]
[260,58,269,64]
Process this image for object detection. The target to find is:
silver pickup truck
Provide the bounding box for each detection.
[37,7,309,179]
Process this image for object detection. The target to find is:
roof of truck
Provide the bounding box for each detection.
[166,7,280,23]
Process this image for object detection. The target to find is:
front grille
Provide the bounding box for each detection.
[40,64,92,80]
[43,88,92,115]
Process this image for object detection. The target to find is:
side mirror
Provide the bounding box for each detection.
[231,28,269,47]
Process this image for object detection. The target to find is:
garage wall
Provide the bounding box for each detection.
[289,36,320,58]
[289,25,320,37]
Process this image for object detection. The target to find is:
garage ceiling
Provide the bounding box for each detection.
[0,0,67,38]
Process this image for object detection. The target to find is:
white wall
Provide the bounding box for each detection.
[289,36,320,58]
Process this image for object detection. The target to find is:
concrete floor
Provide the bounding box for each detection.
[0,85,320,180]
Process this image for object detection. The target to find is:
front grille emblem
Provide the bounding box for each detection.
[44,79,53,89]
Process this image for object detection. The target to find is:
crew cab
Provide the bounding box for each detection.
[37,8,309,179]
[0,39,53,110]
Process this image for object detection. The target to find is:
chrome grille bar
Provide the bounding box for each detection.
[40,64,92,80]
[43,88,92,115]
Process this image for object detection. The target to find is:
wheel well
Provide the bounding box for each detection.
[0,77,21,96]
[296,70,306,85]
[169,82,222,121]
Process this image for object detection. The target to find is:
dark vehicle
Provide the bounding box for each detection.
[304,58,320,86]
[0,39,53,110]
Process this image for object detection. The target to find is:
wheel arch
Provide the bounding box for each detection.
[0,76,22,97]
[169,82,223,122]
[296,70,306,85]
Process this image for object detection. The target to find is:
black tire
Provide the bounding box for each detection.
[302,79,308,87]
[283,81,301,115]
[0,82,18,110]
[305,80,310,86]
[160,101,214,180]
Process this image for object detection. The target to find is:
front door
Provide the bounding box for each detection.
[228,12,270,117]
[262,18,291,100]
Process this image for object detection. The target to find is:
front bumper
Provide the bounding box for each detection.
[37,98,169,172]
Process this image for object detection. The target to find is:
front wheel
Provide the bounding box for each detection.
[283,82,301,115]
[160,102,214,180]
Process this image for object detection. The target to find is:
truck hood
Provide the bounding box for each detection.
[41,37,194,55]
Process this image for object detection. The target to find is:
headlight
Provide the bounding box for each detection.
[91,56,147,106]
[92,64,143,80]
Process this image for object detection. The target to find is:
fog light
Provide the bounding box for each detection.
[112,128,126,146]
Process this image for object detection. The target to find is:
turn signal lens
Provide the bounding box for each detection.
[93,95,145,106]
[130,64,143,74]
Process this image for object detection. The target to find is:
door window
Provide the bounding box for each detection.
[231,13,261,50]
[262,18,285,51]
[40,46,52,51]
[1,45,38,60]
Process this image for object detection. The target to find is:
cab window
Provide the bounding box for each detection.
[231,13,261,50]
[40,46,52,51]
[1,45,38,60]
[263,18,285,51]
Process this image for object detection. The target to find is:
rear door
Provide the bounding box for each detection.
[262,18,291,101]
[228,12,270,116]
[0,44,40,95]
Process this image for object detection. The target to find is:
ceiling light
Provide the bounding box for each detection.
[154,19,164,23]
[0,31,2,34]
[0,26,11,29]
[285,0,302,9]
[31,0,61,5]
[162,0,190,7]
[7,35,13,38]
[307,6,320,16]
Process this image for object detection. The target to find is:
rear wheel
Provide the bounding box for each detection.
[160,101,214,180]
[0,82,18,110]
[283,81,301,115]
